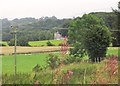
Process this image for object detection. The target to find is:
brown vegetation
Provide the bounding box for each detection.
[1,46,61,55]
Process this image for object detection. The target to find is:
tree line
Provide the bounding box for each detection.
[1,12,118,47]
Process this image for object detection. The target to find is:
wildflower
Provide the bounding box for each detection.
[66,73,70,79]
[68,70,73,75]
[65,70,73,79]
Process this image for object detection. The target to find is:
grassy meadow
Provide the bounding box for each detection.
[29,40,64,46]
[2,47,119,74]
[2,52,61,74]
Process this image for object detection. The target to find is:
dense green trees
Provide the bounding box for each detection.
[8,37,29,46]
[8,30,54,46]
[118,2,120,46]
[68,14,111,62]
[114,1,120,47]
[2,13,117,47]
[2,16,71,43]
[90,12,118,47]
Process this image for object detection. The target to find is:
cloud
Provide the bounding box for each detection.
[0,0,119,19]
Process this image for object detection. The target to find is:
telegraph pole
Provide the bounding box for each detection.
[11,25,17,84]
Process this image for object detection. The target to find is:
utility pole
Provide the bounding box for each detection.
[11,25,17,84]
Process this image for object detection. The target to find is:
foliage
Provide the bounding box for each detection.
[68,14,111,62]
[91,55,118,84]
[113,1,120,47]
[83,25,111,62]
[59,29,68,37]
[8,37,29,46]
[0,42,8,46]
[3,56,118,84]
[2,17,71,41]
[8,38,17,46]
[2,13,118,45]
[64,55,82,64]
[47,54,60,69]
[29,40,64,46]
[90,12,118,47]
[0,43,6,46]
[2,47,118,74]
[46,41,54,46]
[32,64,42,73]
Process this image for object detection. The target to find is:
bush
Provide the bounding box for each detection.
[0,43,6,46]
[8,38,30,46]
[46,41,54,46]
[83,25,111,62]
[47,54,60,69]
[32,64,42,73]
[64,55,82,64]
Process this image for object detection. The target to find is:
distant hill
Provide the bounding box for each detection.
[2,16,72,31]
[2,16,72,42]
[1,12,117,45]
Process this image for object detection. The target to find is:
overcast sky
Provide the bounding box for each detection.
[0,0,119,20]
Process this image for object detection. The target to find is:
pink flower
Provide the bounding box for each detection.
[65,70,73,79]
[68,70,73,75]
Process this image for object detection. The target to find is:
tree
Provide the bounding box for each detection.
[59,29,68,37]
[83,24,111,62]
[8,36,29,46]
[114,1,120,47]
[68,14,111,62]
[17,36,29,46]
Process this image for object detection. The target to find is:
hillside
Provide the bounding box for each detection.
[2,12,117,46]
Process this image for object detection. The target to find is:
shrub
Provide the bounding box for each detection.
[32,64,42,73]
[46,41,54,46]
[47,54,60,69]
[8,38,30,46]
[64,55,82,64]
[0,43,6,46]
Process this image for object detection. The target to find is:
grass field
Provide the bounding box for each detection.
[2,47,119,74]
[107,47,119,55]
[0,41,8,46]
[2,52,61,74]
[29,40,64,46]
[2,60,118,84]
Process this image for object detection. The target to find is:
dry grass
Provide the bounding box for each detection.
[1,46,61,55]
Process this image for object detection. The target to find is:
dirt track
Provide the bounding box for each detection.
[0,46,61,55]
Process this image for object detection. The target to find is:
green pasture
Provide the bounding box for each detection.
[28,40,64,46]
[2,52,61,74]
[0,41,8,46]
[107,47,119,55]
[2,47,119,74]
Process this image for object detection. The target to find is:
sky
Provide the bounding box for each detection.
[0,0,119,20]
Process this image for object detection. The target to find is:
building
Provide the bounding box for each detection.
[54,31,64,40]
